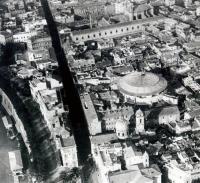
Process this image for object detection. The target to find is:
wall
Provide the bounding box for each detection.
[159,112,180,124]
[0,35,6,45]
[166,163,191,183]
[71,16,167,43]
[13,31,37,43]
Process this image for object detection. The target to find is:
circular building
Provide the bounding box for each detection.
[118,72,167,104]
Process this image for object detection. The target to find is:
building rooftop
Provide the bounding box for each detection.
[90,133,118,145]
[8,150,23,172]
[159,106,179,116]
[124,146,143,158]
[0,31,12,37]
[108,169,153,183]
[61,136,76,147]
[141,167,162,178]
[118,72,167,97]
[81,93,98,126]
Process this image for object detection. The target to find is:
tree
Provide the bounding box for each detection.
[63,167,81,183]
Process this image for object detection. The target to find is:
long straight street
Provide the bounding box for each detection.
[40,0,91,165]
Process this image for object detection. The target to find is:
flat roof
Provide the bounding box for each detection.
[8,150,23,172]
[109,169,152,183]
[81,93,98,126]
[141,167,162,178]
[61,136,76,147]
[90,133,118,145]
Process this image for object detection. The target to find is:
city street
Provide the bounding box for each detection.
[0,108,18,183]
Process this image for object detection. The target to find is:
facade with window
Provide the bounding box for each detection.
[135,108,145,134]
[158,106,180,125]
[31,36,52,50]
[60,136,78,168]
[102,106,133,132]
[13,31,37,43]
[165,161,191,183]
[71,16,167,43]
[115,119,128,139]
[124,146,149,169]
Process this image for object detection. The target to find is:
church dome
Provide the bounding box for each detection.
[118,71,167,97]
[116,120,127,131]
[115,119,128,139]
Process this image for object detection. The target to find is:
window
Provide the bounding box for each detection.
[93,34,96,37]
[132,27,134,30]
[82,36,84,40]
[76,37,78,41]
[99,33,101,36]
[116,29,118,33]
[121,29,123,32]
[126,27,129,31]
[88,35,90,38]
[140,119,142,123]
[105,32,107,35]
[110,31,112,34]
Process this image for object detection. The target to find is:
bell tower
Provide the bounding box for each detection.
[135,108,144,134]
